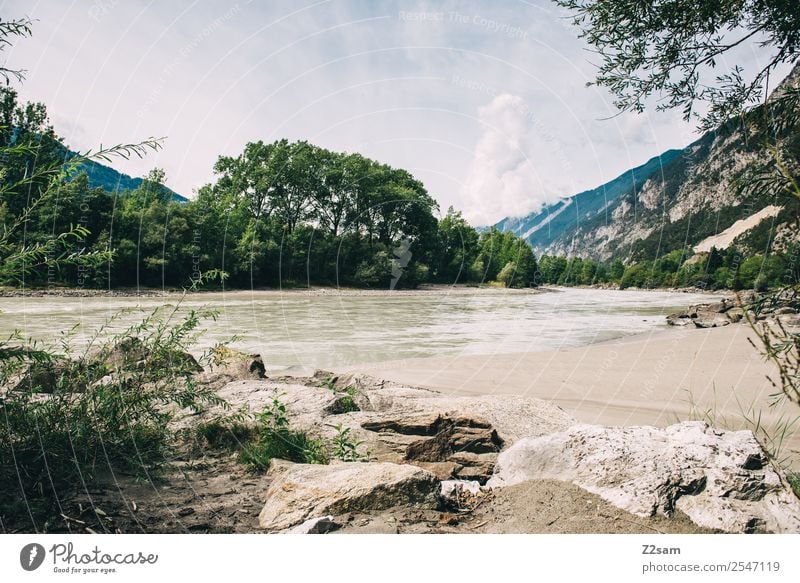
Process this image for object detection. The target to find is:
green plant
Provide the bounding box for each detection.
[0,302,227,530]
[193,414,255,451]
[321,376,360,414]
[330,423,365,462]
[787,473,800,499]
[336,386,360,414]
[239,396,327,472]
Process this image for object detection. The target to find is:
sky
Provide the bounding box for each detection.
[1,0,792,225]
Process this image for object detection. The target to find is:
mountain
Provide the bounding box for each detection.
[76,157,188,202]
[495,149,683,254]
[497,63,800,261]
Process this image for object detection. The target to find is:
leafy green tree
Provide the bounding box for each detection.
[609,259,624,282]
[555,0,800,130]
[435,207,480,283]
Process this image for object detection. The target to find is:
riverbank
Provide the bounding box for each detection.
[0,282,737,298]
[347,323,800,468]
[0,284,546,298]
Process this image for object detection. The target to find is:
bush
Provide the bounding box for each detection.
[0,304,226,529]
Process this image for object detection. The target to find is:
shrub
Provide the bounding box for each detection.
[0,303,226,530]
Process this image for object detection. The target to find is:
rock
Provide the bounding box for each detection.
[774,307,797,315]
[287,515,340,534]
[731,290,758,307]
[692,310,730,328]
[360,412,503,483]
[213,380,340,429]
[666,312,692,326]
[438,480,485,511]
[210,346,266,379]
[450,452,496,482]
[726,307,745,323]
[778,314,800,329]
[258,462,438,531]
[334,373,576,444]
[8,358,73,393]
[488,421,800,533]
[440,479,481,498]
[413,461,461,481]
[704,301,729,313]
[86,337,202,373]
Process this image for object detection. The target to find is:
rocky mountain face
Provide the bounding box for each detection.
[497,63,800,261]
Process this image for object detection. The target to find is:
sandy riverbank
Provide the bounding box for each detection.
[348,323,800,467]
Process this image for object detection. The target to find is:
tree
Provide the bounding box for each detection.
[435,207,480,283]
[556,0,800,130]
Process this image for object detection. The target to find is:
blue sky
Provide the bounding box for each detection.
[1,0,791,224]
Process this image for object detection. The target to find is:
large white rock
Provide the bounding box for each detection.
[488,421,800,533]
[258,462,438,531]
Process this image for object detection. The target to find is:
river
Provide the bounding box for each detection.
[0,287,718,370]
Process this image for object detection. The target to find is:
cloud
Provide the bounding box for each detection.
[461,93,568,226]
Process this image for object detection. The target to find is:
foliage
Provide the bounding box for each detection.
[330,423,365,462]
[239,395,328,472]
[0,304,227,530]
[535,242,799,292]
[0,17,32,84]
[788,473,800,498]
[324,377,360,414]
[0,16,536,292]
[555,0,800,131]
[747,289,800,406]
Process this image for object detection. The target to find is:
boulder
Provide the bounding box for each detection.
[360,412,503,483]
[692,311,731,328]
[7,358,74,393]
[333,373,576,444]
[726,307,745,323]
[487,421,800,533]
[209,346,266,379]
[778,314,800,329]
[666,312,692,326]
[86,337,202,373]
[258,461,438,531]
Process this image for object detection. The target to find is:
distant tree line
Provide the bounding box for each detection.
[0,87,538,290]
[537,244,800,292]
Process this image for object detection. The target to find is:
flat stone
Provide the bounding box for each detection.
[258,462,438,531]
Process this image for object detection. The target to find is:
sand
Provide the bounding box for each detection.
[350,323,800,467]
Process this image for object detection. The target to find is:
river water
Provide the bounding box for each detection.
[0,287,718,370]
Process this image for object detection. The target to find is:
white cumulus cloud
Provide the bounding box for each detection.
[461,93,570,226]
